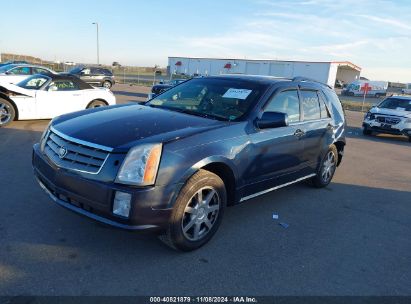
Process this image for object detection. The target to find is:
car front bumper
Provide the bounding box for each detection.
[363,119,411,137]
[32,144,175,232]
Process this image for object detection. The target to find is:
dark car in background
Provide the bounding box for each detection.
[32,75,346,251]
[68,66,115,89]
[148,79,187,99]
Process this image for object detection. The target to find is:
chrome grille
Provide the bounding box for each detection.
[377,116,401,125]
[44,130,110,174]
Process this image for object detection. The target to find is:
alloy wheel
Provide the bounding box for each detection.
[181,187,220,242]
[322,151,336,183]
[0,102,12,126]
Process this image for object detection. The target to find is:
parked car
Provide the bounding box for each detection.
[32,75,346,251]
[0,60,29,67]
[148,79,187,99]
[67,66,115,89]
[0,64,55,85]
[341,80,388,98]
[401,83,411,95]
[0,74,116,127]
[362,96,411,141]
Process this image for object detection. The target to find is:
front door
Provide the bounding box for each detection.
[242,89,305,197]
[35,80,84,119]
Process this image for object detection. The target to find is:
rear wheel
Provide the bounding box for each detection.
[310,145,338,188]
[158,170,226,251]
[102,81,112,89]
[86,100,108,109]
[0,99,15,127]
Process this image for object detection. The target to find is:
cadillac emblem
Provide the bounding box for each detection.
[58,147,68,159]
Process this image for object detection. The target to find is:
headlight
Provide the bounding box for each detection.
[40,121,52,152]
[116,143,162,186]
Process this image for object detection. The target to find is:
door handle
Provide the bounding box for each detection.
[294,129,305,138]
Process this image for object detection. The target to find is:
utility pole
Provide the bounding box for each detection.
[92,22,100,65]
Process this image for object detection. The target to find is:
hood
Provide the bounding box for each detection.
[52,104,225,152]
[370,106,411,118]
[0,82,36,97]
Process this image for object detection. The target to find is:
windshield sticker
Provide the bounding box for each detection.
[396,107,406,111]
[223,88,252,100]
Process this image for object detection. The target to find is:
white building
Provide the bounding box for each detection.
[168,57,361,88]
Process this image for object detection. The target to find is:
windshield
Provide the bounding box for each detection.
[68,66,83,74]
[147,78,268,121]
[378,98,411,111]
[17,75,50,90]
[0,65,13,73]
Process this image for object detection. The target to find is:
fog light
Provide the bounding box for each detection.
[113,191,132,218]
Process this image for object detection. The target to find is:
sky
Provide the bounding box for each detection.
[0,0,410,82]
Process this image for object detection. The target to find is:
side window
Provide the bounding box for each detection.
[33,68,49,75]
[50,80,79,91]
[265,90,300,123]
[318,92,331,118]
[301,90,321,121]
[9,67,31,75]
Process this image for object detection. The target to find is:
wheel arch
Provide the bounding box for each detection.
[86,99,108,108]
[178,157,239,207]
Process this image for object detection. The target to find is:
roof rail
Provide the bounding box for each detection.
[292,77,332,89]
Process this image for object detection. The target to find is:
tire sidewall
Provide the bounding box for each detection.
[103,81,112,89]
[169,171,227,251]
[315,145,338,187]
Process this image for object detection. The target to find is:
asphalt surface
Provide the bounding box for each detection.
[0,86,410,296]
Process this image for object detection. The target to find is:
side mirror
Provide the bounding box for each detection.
[48,85,58,92]
[256,112,288,129]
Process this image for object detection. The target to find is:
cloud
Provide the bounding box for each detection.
[353,14,411,30]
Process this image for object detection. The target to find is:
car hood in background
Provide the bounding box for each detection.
[370,107,411,118]
[52,104,225,152]
[0,82,36,97]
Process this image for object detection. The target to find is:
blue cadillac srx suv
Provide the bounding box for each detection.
[32,75,346,251]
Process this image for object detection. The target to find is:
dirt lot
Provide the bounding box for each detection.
[0,85,410,296]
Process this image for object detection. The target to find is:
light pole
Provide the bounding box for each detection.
[92,22,99,65]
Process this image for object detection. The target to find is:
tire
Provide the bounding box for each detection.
[0,99,16,127]
[363,126,372,136]
[86,99,108,109]
[158,169,227,251]
[375,93,381,98]
[408,136,411,143]
[102,81,112,89]
[310,145,338,188]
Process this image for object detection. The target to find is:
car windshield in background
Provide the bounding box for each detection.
[17,75,50,90]
[68,66,83,74]
[0,65,13,73]
[378,98,411,111]
[147,78,267,121]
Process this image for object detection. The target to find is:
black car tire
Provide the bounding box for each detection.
[102,81,112,89]
[310,145,338,188]
[86,100,108,109]
[0,98,16,127]
[158,169,226,251]
[363,126,372,136]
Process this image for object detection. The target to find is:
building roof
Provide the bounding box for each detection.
[169,57,361,71]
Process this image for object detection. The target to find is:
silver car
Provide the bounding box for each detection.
[363,96,411,142]
[0,64,55,85]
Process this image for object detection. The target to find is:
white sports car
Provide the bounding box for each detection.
[0,74,116,127]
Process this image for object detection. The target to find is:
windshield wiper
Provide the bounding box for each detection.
[148,105,228,121]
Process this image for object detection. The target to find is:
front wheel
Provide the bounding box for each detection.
[0,99,16,127]
[86,100,108,109]
[310,145,338,188]
[159,170,226,251]
[363,126,372,136]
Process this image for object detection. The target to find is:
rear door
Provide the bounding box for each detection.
[243,87,305,196]
[35,80,85,119]
[298,86,333,171]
